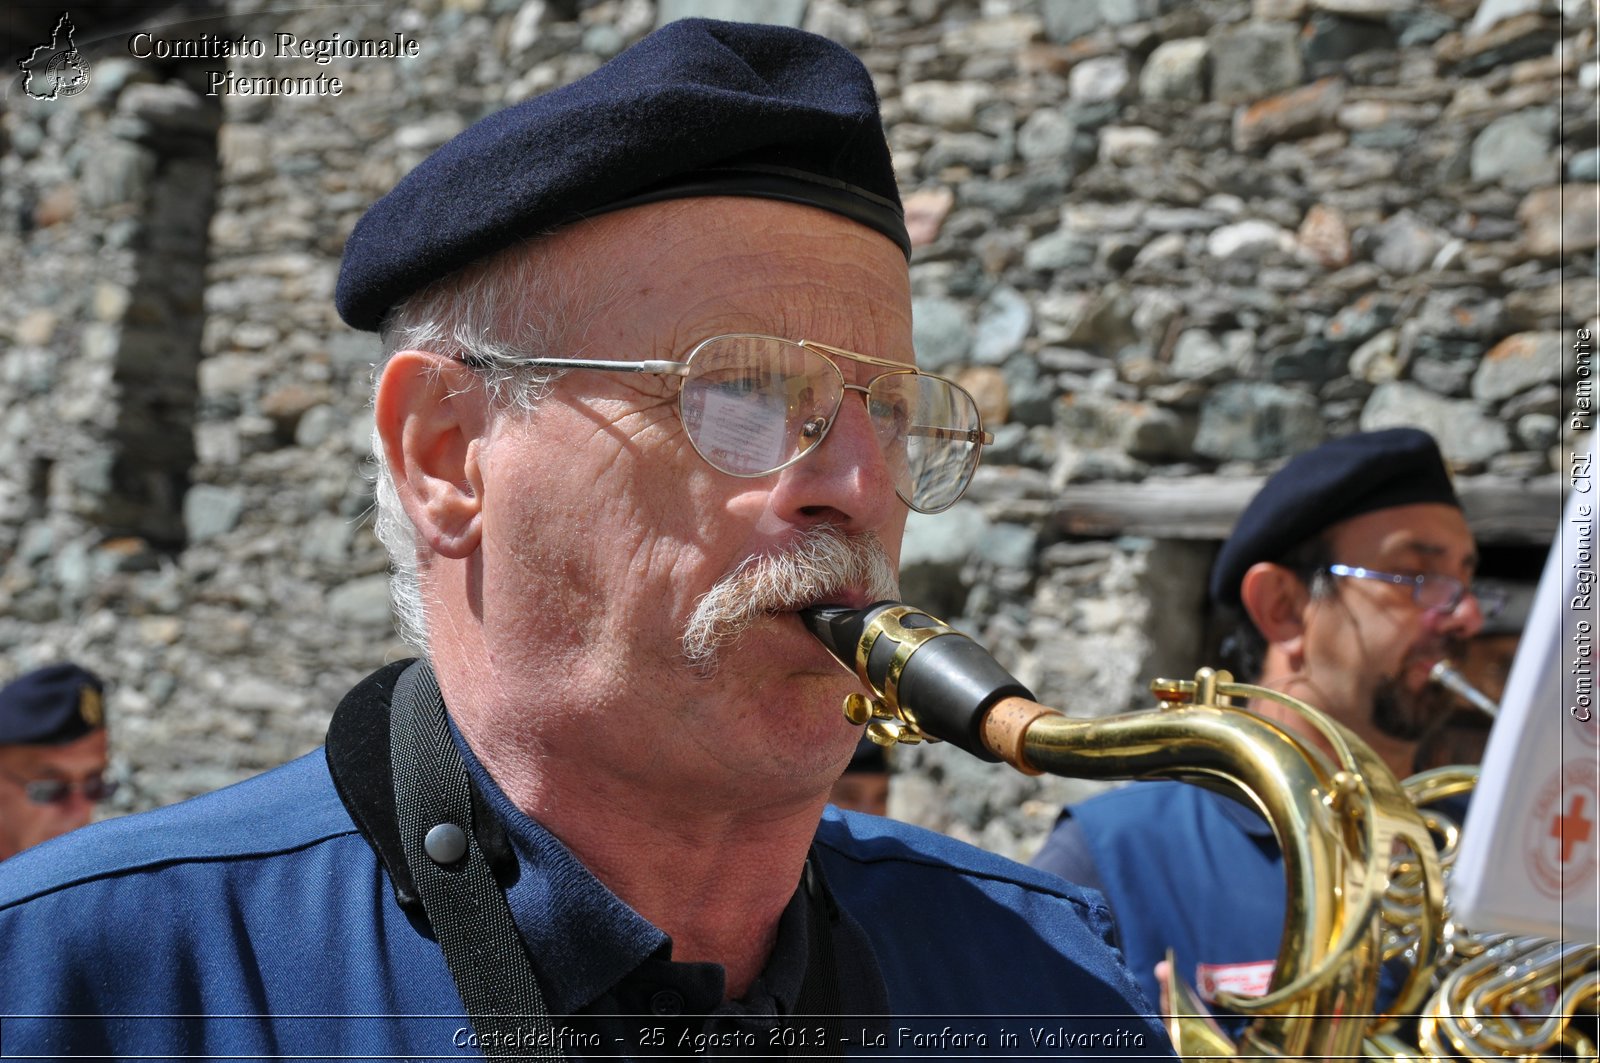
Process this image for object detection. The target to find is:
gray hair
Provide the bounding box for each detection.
[367,236,586,652]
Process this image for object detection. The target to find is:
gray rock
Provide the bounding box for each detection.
[1467,0,1543,37]
[183,485,246,542]
[1370,210,1448,275]
[1519,185,1600,257]
[327,574,398,627]
[900,504,990,615]
[1360,382,1511,465]
[1409,354,1478,397]
[1070,55,1132,103]
[1206,220,1296,260]
[1517,413,1560,450]
[16,523,55,566]
[1042,0,1167,43]
[1472,331,1568,402]
[973,287,1033,365]
[1349,328,1407,383]
[1502,383,1562,418]
[1211,23,1303,105]
[1310,0,1416,14]
[1412,289,1505,340]
[1171,328,1241,381]
[299,513,356,567]
[1017,108,1076,162]
[1470,108,1558,189]
[903,82,992,130]
[1023,227,1099,271]
[80,139,154,209]
[1193,382,1325,460]
[912,297,974,372]
[580,24,626,58]
[656,0,806,27]
[1571,148,1600,183]
[979,523,1039,570]
[1393,8,1456,45]
[1140,38,1209,100]
[921,132,1000,173]
[294,405,342,449]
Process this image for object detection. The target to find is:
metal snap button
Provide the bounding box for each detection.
[424,822,468,865]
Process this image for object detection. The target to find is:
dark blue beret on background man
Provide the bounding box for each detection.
[0,19,1168,1060]
[0,663,113,862]
[1032,427,1494,1035]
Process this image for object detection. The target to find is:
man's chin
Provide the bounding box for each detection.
[1370,679,1454,743]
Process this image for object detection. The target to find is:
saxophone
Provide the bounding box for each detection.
[802,601,1448,1060]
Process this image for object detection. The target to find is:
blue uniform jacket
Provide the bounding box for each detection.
[0,667,1172,1060]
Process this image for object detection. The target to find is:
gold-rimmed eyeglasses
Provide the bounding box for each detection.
[464,333,993,514]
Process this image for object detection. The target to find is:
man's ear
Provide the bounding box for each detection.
[1239,562,1310,657]
[374,351,487,560]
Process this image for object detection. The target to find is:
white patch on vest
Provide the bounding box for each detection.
[1195,960,1275,1002]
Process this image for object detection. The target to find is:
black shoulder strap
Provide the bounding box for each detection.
[388,660,563,1061]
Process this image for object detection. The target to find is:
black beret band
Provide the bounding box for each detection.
[1209,428,1461,607]
[336,18,907,333]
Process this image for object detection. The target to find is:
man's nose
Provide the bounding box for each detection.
[768,390,900,533]
[1431,589,1487,639]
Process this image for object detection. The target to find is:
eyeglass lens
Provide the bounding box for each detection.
[676,336,981,512]
[22,775,117,805]
[1416,575,1504,619]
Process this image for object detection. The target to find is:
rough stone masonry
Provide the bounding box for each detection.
[0,0,1592,858]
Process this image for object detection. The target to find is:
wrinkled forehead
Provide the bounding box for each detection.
[532,198,914,360]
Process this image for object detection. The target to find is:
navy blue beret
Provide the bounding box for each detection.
[0,663,105,745]
[336,18,907,333]
[1209,428,1460,607]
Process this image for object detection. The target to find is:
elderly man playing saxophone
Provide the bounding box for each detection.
[0,20,1168,1059]
[1033,428,1496,1034]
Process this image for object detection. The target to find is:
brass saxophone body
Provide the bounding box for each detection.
[804,602,1445,1060]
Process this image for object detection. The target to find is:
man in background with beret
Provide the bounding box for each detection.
[0,19,1167,1059]
[1032,427,1495,1034]
[0,663,113,862]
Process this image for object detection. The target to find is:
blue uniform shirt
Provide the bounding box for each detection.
[0,669,1172,1060]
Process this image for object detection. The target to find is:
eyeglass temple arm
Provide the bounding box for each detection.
[469,356,692,377]
[1328,564,1407,586]
[909,424,995,445]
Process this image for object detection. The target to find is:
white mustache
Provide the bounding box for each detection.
[681,525,900,676]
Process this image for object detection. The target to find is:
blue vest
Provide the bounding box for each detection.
[1045,782,1285,1038]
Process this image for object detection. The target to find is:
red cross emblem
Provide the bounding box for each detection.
[1552,794,1593,864]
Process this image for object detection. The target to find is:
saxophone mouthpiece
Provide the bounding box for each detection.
[797,602,882,668]
[1428,660,1500,720]
[798,600,1032,761]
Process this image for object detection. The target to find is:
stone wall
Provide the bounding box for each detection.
[1,0,1591,857]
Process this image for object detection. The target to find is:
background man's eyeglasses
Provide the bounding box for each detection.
[0,766,118,805]
[461,333,993,514]
[1321,563,1506,620]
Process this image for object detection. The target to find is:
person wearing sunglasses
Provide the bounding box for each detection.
[1032,427,1495,1035]
[0,663,112,862]
[0,19,1167,1060]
